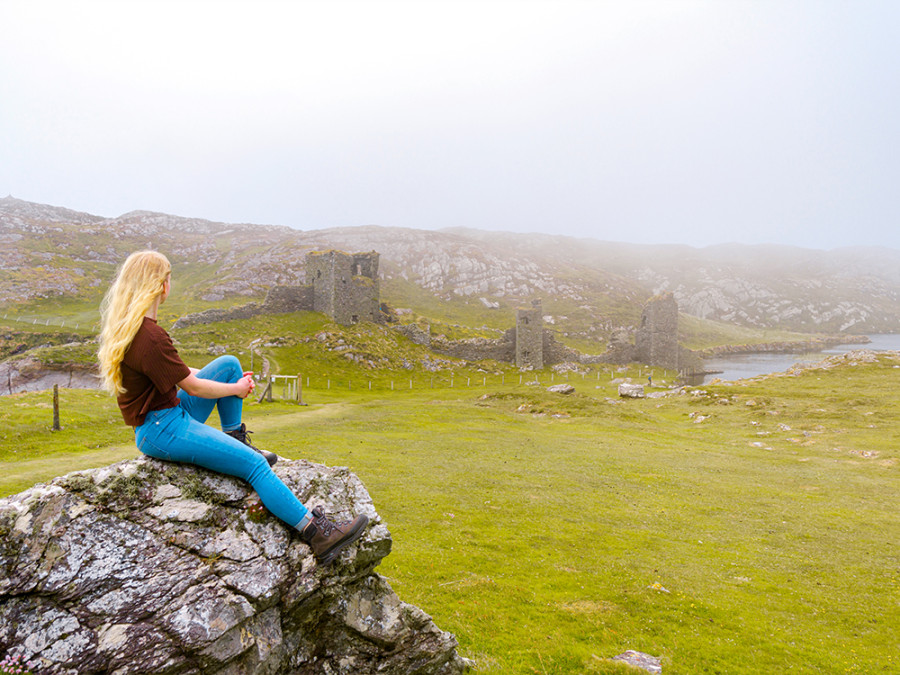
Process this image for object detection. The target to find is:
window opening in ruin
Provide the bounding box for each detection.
[351,315,359,324]
[523,317,529,324]
[316,270,322,279]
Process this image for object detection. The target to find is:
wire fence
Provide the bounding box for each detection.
[2,314,664,400]
[254,367,645,403]
[1,313,99,331]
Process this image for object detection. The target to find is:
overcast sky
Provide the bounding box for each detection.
[2,0,898,249]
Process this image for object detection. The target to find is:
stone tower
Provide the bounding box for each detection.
[516,299,544,369]
[634,292,679,369]
[305,250,381,325]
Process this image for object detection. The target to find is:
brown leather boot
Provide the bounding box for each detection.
[226,423,278,466]
[300,506,369,566]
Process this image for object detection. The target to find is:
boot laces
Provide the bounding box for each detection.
[313,509,349,537]
[229,424,258,449]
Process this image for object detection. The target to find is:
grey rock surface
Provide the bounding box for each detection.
[618,383,645,398]
[0,457,471,674]
[612,650,662,673]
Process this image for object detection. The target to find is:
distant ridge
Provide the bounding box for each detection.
[2,197,900,334]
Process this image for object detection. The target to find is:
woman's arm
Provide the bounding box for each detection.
[177,372,254,399]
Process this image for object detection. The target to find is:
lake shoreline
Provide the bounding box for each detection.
[694,333,900,384]
[696,334,870,358]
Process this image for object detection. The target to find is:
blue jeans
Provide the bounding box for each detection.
[134,355,309,528]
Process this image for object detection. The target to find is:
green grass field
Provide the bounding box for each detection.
[1,353,898,674]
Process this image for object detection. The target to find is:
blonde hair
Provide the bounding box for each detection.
[98,250,171,395]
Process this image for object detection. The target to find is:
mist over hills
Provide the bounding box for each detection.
[3,196,899,335]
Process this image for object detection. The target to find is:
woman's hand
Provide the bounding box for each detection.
[178,371,257,399]
[234,372,255,399]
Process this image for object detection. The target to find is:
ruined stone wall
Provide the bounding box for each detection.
[172,285,315,330]
[263,285,314,314]
[344,274,380,325]
[603,327,637,365]
[395,323,432,348]
[352,252,379,279]
[422,326,607,368]
[430,330,516,363]
[543,331,587,365]
[327,253,355,324]
[306,250,339,319]
[172,303,265,329]
[516,300,544,369]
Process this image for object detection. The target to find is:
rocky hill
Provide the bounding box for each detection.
[3,196,900,335]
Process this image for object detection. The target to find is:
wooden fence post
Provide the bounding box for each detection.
[52,384,61,431]
[257,380,272,403]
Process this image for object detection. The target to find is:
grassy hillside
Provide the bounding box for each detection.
[677,314,828,351]
[2,348,897,674]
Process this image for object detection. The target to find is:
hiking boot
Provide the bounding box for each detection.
[300,506,369,566]
[226,423,278,466]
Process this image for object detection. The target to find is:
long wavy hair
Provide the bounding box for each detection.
[98,250,171,395]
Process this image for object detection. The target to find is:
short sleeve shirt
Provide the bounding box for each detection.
[118,317,191,426]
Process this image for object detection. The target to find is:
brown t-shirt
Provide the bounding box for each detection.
[118,317,191,427]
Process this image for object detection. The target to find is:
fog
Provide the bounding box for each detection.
[2,0,898,249]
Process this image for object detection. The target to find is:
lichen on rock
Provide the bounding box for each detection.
[0,457,471,674]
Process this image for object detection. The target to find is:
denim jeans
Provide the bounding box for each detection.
[134,355,309,528]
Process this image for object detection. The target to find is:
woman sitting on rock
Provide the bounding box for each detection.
[98,250,367,566]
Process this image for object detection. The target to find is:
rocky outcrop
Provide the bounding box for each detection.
[0,458,471,674]
[0,355,99,395]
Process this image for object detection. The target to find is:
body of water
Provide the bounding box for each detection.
[699,334,900,384]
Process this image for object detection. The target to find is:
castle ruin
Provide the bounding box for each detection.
[306,250,380,325]
[515,299,544,369]
[173,250,382,329]
[634,292,680,370]
[173,252,699,375]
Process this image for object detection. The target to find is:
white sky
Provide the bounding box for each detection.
[2,0,898,249]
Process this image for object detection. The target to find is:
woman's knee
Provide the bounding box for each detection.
[213,354,241,371]
[205,354,242,381]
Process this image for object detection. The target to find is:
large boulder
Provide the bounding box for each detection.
[618,383,645,398]
[0,458,471,674]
